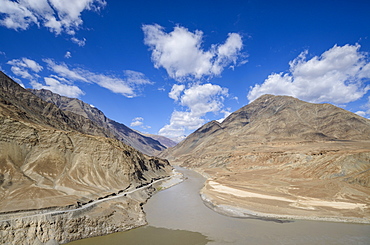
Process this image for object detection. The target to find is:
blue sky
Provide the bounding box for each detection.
[1,0,370,141]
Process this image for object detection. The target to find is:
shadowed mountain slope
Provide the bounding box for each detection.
[30,89,168,156]
[143,133,177,148]
[0,71,171,213]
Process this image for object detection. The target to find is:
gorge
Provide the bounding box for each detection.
[68,167,370,245]
[1,71,369,244]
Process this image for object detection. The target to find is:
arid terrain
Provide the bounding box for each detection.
[162,94,370,222]
[0,71,173,244]
[1,68,370,244]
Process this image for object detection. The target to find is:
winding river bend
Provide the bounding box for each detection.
[69,167,370,245]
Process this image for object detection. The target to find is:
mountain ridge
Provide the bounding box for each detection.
[30,88,171,156]
[0,71,172,244]
[161,94,370,222]
[0,70,172,209]
[165,94,370,160]
[0,72,113,138]
[142,133,177,148]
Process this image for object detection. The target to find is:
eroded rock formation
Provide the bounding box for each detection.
[0,71,172,244]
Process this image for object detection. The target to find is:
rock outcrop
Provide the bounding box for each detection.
[0,71,172,244]
[30,89,169,156]
[161,94,370,222]
[0,189,153,244]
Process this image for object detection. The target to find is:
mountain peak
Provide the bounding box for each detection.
[160,94,370,222]
[162,94,370,163]
[221,94,370,141]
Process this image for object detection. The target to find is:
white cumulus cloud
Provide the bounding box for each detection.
[123,70,154,85]
[43,59,152,97]
[31,76,84,98]
[168,84,185,101]
[159,83,228,141]
[43,58,88,82]
[247,44,370,104]
[71,37,86,47]
[356,96,370,118]
[143,24,245,81]
[130,117,144,127]
[7,57,43,79]
[217,109,232,123]
[89,73,136,97]
[0,0,106,37]
[7,57,153,98]
[0,0,38,30]
[8,57,43,72]
[64,51,71,58]
[355,110,367,117]
[130,117,151,130]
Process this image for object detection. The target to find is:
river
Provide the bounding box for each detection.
[68,167,370,245]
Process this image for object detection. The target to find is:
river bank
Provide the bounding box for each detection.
[173,165,369,224]
[145,167,370,244]
[0,171,181,245]
[198,177,370,224]
[200,191,370,224]
[66,167,370,245]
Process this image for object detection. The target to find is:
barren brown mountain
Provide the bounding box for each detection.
[161,94,370,222]
[0,71,172,244]
[30,89,171,156]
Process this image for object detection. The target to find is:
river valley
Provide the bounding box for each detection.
[68,167,370,245]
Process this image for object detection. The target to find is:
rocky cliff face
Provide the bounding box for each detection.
[161,94,370,221]
[30,89,168,156]
[0,71,172,244]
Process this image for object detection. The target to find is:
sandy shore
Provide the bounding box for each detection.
[200,180,370,224]
[208,181,368,210]
[158,168,185,190]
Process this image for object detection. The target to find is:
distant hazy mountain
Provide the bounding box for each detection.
[30,89,169,156]
[161,94,370,221]
[143,133,177,148]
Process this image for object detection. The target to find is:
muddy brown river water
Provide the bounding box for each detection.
[68,167,370,245]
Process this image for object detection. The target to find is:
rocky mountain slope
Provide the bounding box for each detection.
[161,94,370,222]
[0,71,172,244]
[143,133,177,148]
[30,89,169,156]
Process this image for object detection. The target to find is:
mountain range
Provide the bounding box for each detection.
[161,94,370,222]
[1,68,370,244]
[0,71,172,244]
[29,89,176,156]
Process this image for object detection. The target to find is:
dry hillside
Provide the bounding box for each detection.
[0,71,172,244]
[162,94,370,222]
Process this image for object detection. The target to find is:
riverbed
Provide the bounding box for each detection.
[68,167,370,245]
